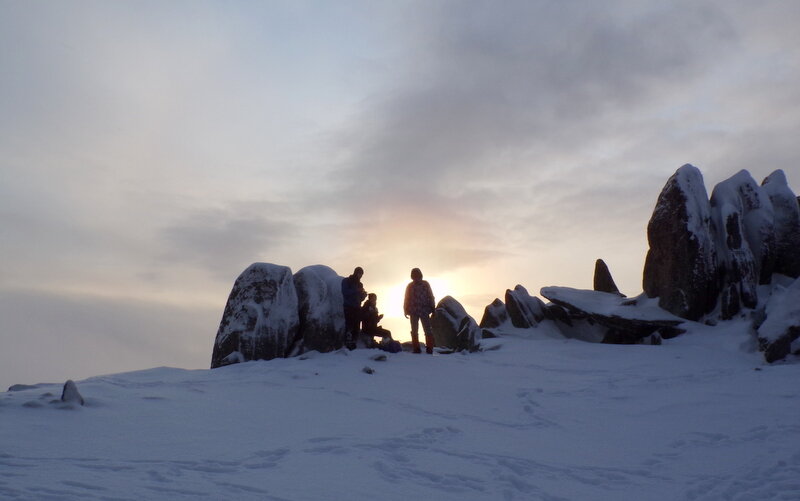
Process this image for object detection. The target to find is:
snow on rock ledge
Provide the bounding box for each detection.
[211,263,299,368]
[541,286,685,344]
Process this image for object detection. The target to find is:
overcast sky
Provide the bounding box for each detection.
[2,1,799,390]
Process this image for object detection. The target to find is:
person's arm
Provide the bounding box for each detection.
[403,283,412,317]
[426,282,435,311]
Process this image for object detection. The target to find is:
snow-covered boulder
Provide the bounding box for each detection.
[294,265,346,354]
[757,277,800,363]
[541,287,685,344]
[211,263,299,368]
[505,285,546,328]
[762,170,800,278]
[60,380,84,406]
[431,296,481,352]
[643,164,719,320]
[593,259,622,295]
[479,298,508,329]
[713,170,776,284]
[710,171,767,318]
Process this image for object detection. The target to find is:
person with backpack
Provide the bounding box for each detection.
[403,268,436,354]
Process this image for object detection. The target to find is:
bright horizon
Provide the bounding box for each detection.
[3,1,800,390]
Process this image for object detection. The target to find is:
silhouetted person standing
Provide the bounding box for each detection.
[342,267,367,349]
[403,268,435,354]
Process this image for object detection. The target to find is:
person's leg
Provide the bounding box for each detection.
[410,315,421,353]
[420,314,434,354]
[344,307,359,349]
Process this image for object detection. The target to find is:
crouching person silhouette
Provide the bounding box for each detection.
[403,268,435,354]
[361,293,401,353]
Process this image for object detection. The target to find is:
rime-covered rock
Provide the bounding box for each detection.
[431,296,481,352]
[505,285,546,328]
[713,170,775,285]
[294,265,346,353]
[541,287,685,343]
[593,259,622,295]
[757,277,800,363]
[710,171,769,318]
[60,380,84,406]
[762,170,800,278]
[211,263,299,368]
[643,164,718,320]
[479,298,508,329]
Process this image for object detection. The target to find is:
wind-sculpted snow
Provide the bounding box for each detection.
[211,263,298,368]
[3,324,799,500]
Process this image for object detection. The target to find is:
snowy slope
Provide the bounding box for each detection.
[2,321,799,501]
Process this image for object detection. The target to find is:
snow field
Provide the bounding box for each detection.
[1,320,799,500]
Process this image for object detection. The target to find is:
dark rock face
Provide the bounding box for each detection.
[540,287,685,344]
[211,263,299,368]
[431,296,481,352]
[294,265,346,354]
[643,164,719,321]
[762,170,800,278]
[505,285,546,328]
[593,259,622,295]
[479,298,508,329]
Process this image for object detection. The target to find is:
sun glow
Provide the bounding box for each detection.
[371,276,452,343]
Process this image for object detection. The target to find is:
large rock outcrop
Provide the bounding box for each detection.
[541,287,685,344]
[211,263,299,368]
[762,170,800,278]
[710,171,772,318]
[505,285,547,328]
[294,265,346,353]
[432,296,482,352]
[643,164,719,320]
